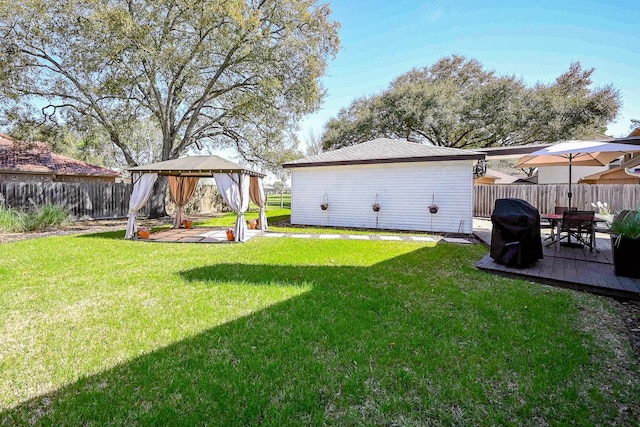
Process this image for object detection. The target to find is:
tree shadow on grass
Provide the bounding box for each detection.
[261,213,290,223]
[75,224,172,240]
[75,229,126,240]
[0,246,609,426]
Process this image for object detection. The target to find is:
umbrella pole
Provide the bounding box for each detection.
[568,156,572,209]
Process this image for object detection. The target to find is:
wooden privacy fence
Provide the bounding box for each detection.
[5,181,638,220]
[0,181,137,219]
[474,184,640,217]
[0,181,224,219]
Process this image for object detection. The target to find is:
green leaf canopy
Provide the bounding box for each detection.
[0,0,340,170]
[321,56,620,151]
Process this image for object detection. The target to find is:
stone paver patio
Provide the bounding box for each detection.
[139,227,468,244]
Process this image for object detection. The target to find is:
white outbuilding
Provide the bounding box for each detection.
[283,138,485,234]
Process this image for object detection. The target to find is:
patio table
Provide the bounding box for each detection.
[540,213,606,249]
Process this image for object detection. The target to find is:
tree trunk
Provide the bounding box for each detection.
[147,176,168,218]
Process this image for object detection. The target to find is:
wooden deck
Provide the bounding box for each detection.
[474,221,640,300]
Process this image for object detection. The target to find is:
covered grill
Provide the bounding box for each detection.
[490,198,543,267]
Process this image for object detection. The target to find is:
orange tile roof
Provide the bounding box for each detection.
[0,132,119,177]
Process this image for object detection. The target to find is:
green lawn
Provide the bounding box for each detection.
[0,227,639,425]
[266,193,291,209]
[199,209,427,236]
[197,208,293,229]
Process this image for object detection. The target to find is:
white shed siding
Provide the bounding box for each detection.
[537,165,607,184]
[290,160,474,234]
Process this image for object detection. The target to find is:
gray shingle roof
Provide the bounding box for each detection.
[283,138,484,168]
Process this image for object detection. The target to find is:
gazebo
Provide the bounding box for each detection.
[125,155,267,242]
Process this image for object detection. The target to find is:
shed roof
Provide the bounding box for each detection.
[128,155,265,177]
[283,138,484,168]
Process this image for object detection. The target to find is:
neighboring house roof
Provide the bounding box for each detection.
[579,166,640,184]
[0,134,51,173]
[483,168,523,184]
[49,152,120,177]
[627,127,640,138]
[0,133,119,177]
[612,128,640,144]
[475,168,534,185]
[516,174,538,184]
[128,155,265,177]
[283,138,484,168]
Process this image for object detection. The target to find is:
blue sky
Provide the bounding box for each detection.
[298,0,640,144]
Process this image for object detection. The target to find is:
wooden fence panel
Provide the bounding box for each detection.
[474,184,640,217]
[5,181,639,220]
[0,181,134,219]
[0,181,223,219]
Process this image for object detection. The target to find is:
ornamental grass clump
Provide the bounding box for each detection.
[0,206,26,232]
[0,204,70,232]
[610,209,640,241]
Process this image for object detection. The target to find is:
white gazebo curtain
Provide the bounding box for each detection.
[214,172,250,242]
[249,176,268,231]
[125,173,158,239]
[168,176,199,228]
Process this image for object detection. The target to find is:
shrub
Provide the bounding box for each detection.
[24,204,70,231]
[0,204,70,232]
[0,207,26,232]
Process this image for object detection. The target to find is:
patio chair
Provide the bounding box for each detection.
[554,206,577,215]
[556,210,596,252]
[541,207,577,244]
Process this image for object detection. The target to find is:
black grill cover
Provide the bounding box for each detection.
[490,198,543,267]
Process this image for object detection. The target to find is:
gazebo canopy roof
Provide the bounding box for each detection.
[128,155,265,177]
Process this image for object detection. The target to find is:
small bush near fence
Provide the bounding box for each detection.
[0,204,70,232]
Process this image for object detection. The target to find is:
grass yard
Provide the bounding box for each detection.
[1,230,639,425]
[266,192,291,209]
[198,209,420,236]
[196,208,293,230]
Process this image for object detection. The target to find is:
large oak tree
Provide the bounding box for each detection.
[0,0,339,216]
[322,56,620,151]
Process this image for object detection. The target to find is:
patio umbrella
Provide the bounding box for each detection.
[515,140,640,208]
